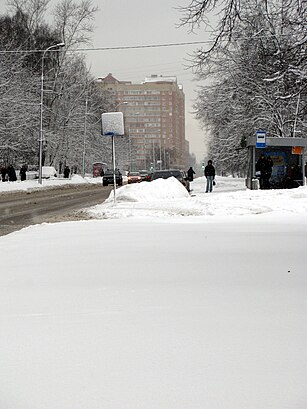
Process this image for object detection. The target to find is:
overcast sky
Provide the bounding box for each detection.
[86,0,213,162]
[0,0,213,162]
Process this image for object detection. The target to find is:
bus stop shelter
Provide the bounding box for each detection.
[246,136,307,189]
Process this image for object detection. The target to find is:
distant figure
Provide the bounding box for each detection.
[100,168,104,177]
[187,166,196,182]
[7,165,17,182]
[204,160,215,193]
[0,165,7,182]
[256,154,273,189]
[284,163,301,189]
[19,164,27,181]
[63,166,70,179]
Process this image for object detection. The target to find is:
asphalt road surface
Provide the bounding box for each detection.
[0,184,113,237]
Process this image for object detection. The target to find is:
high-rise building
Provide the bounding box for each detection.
[99,73,188,170]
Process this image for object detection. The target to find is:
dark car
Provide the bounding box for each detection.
[139,170,152,182]
[150,169,190,192]
[102,169,123,186]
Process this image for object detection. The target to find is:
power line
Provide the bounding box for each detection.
[0,40,211,54]
[0,33,295,54]
[74,40,211,52]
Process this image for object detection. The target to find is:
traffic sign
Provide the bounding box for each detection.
[256,130,266,148]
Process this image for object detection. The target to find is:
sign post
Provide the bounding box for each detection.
[101,112,125,204]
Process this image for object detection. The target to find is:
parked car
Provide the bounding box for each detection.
[34,166,57,179]
[150,169,190,192]
[128,172,142,184]
[139,170,152,181]
[102,169,123,186]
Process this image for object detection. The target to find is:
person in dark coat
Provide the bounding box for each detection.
[256,154,273,189]
[187,166,196,182]
[63,166,70,178]
[204,160,215,193]
[19,164,27,181]
[0,165,7,182]
[7,165,17,182]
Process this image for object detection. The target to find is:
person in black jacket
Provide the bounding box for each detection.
[63,166,70,178]
[204,160,215,192]
[256,154,273,189]
[19,164,27,181]
[0,165,7,182]
[187,166,196,182]
[7,165,17,182]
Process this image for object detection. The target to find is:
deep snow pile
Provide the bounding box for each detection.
[86,176,307,219]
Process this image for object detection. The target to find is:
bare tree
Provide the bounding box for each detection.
[53,0,98,49]
[0,0,112,173]
[182,0,306,172]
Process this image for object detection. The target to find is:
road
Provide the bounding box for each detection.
[0,184,113,237]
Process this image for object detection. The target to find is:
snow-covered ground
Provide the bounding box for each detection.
[1,175,307,409]
[0,174,103,192]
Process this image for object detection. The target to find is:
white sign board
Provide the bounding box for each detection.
[101,112,124,136]
[256,130,266,148]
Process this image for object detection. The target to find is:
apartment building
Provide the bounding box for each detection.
[99,73,188,170]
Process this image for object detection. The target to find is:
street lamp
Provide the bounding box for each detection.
[38,42,65,184]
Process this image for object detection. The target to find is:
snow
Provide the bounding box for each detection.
[101,111,125,136]
[0,174,102,192]
[1,175,307,409]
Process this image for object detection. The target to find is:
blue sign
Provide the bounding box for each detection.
[256,130,266,148]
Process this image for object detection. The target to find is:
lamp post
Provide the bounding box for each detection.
[38,42,65,184]
[82,96,88,178]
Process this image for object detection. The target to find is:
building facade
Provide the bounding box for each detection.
[99,73,188,171]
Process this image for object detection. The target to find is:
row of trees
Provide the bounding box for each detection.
[0,0,131,174]
[180,0,306,175]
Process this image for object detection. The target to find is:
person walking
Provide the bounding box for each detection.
[187,166,196,182]
[204,160,215,193]
[19,164,27,181]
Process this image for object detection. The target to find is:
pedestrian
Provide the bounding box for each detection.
[187,166,196,182]
[63,165,70,178]
[204,160,215,193]
[19,164,27,181]
[7,165,17,182]
[256,154,273,189]
[0,165,7,182]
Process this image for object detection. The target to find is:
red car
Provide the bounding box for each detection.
[128,172,142,184]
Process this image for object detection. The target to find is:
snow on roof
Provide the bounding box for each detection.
[143,75,177,84]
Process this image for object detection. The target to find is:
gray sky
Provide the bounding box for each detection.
[0,0,211,162]
[86,0,211,162]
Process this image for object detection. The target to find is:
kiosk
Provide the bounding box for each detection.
[246,136,307,189]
